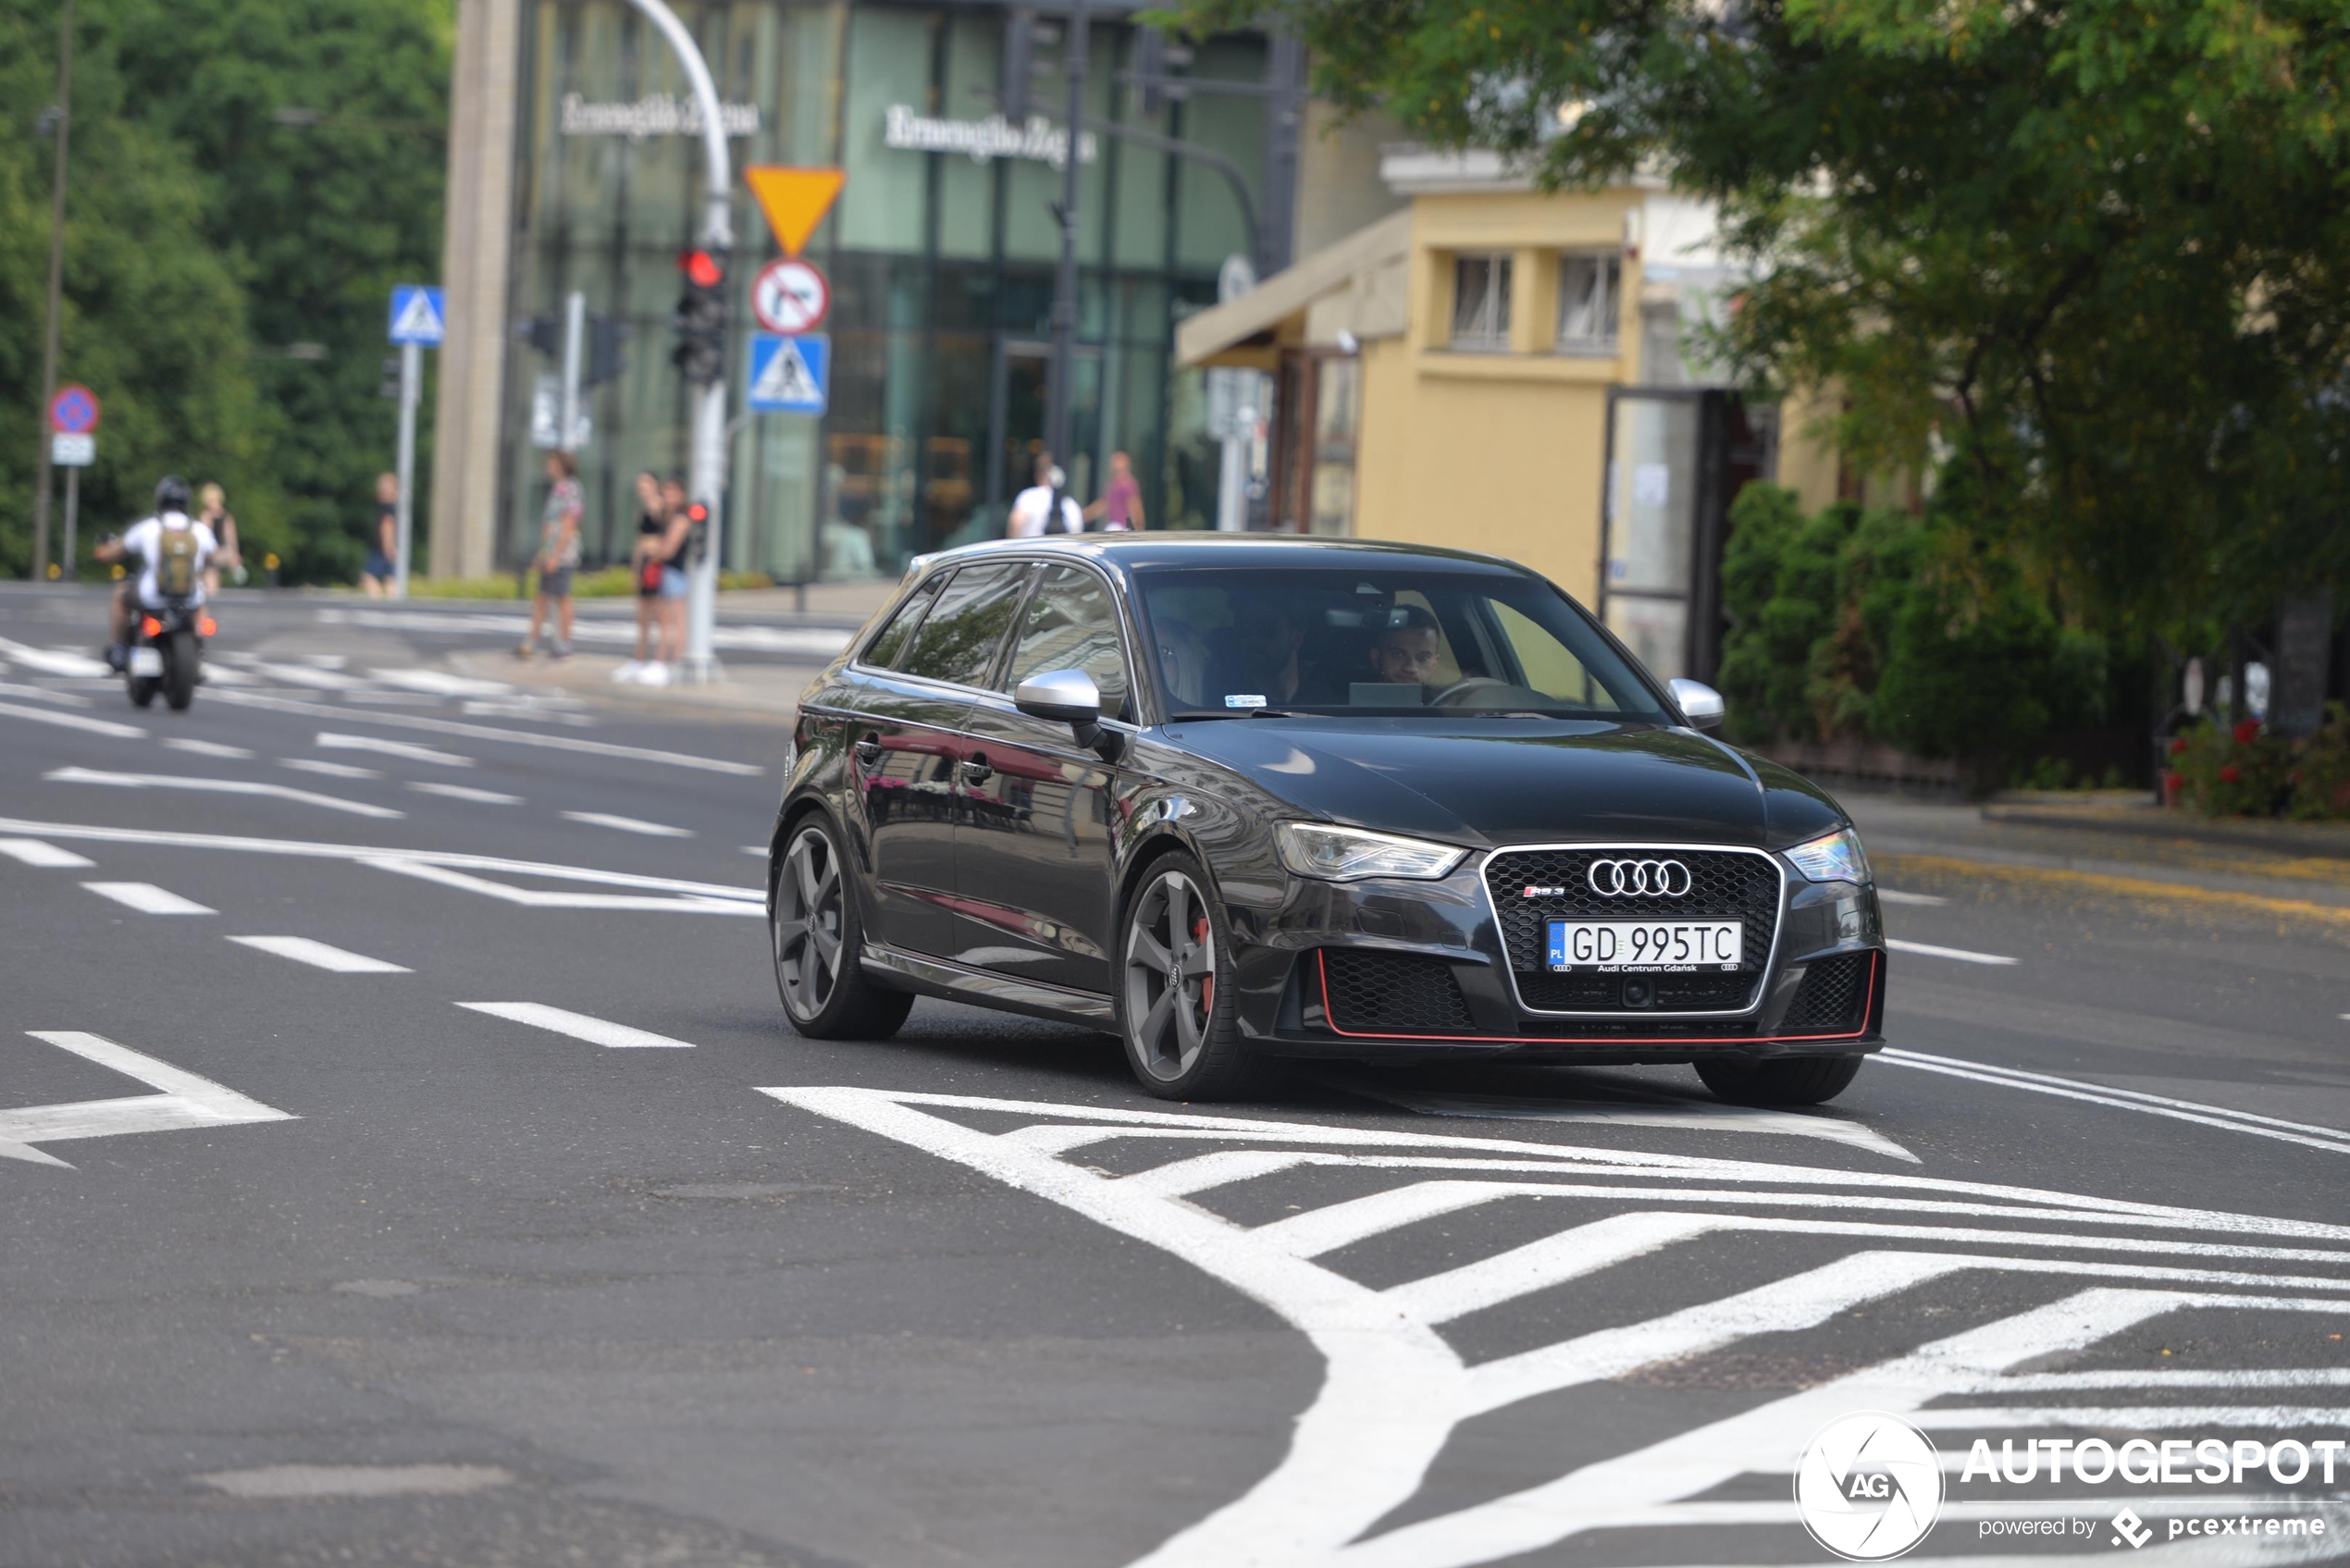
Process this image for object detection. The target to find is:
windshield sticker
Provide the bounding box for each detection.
[1224,694,1268,709]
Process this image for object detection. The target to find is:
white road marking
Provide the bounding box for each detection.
[161,736,254,759]
[0,700,144,739]
[562,809,694,838]
[81,882,214,915]
[210,689,761,775]
[1875,887,1948,906]
[740,845,766,857]
[364,667,515,698]
[281,758,382,779]
[228,935,410,973]
[1886,935,2019,965]
[196,1463,513,1499]
[0,637,110,677]
[3,1031,295,1167]
[316,731,473,767]
[0,680,91,706]
[462,698,595,728]
[458,1001,694,1048]
[407,781,522,805]
[767,1088,2350,1568]
[318,605,852,659]
[1884,1047,2350,1155]
[46,766,403,820]
[1318,1076,1917,1162]
[365,857,756,914]
[0,816,762,907]
[0,837,93,868]
[227,659,365,690]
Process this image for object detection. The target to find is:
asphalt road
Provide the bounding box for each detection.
[6,599,2350,1568]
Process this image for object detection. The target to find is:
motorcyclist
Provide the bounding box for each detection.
[94,475,216,673]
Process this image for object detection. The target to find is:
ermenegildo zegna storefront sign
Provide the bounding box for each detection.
[882,105,1098,168]
[559,93,761,139]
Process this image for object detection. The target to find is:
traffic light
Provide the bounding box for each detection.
[1132,28,1194,117]
[378,356,402,400]
[672,249,729,388]
[587,315,628,389]
[517,315,561,357]
[683,500,711,564]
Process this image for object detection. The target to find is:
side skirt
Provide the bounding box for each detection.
[860,943,1117,1029]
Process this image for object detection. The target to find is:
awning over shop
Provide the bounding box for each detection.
[1175,208,1412,370]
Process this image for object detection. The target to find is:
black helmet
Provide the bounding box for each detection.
[154,474,192,514]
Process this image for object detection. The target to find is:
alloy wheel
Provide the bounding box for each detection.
[1124,869,1216,1082]
[774,825,845,1021]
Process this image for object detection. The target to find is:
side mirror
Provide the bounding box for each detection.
[1015,667,1119,757]
[1668,677,1725,731]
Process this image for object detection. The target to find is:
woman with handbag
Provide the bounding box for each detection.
[614,472,672,684]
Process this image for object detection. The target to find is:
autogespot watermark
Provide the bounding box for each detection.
[1796,1416,2340,1560]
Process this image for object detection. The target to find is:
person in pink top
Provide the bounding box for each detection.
[1083,449,1145,531]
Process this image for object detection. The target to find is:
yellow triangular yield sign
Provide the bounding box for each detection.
[745,167,846,257]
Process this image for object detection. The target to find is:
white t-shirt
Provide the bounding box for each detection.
[1007,485,1083,538]
[123,512,217,605]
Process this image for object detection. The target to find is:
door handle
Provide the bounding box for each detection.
[853,735,883,765]
[959,756,994,784]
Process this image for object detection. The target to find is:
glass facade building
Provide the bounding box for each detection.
[500,0,1277,580]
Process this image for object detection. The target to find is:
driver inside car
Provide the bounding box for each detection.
[1365,605,1445,698]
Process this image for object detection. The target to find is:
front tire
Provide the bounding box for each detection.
[1117,851,1271,1101]
[1695,1053,1864,1106]
[770,815,912,1040]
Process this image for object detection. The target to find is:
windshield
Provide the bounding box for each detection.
[1132,563,1672,721]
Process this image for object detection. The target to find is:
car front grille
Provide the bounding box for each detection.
[1779,952,1872,1034]
[1484,846,1782,1014]
[1321,950,1476,1036]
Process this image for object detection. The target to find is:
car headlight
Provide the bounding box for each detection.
[1785,825,1871,884]
[1275,821,1467,883]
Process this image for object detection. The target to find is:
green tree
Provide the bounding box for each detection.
[1181,0,2350,636]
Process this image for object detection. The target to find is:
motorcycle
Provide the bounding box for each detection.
[125,594,213,712]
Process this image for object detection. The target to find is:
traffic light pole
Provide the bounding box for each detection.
[1045,0,1088,480]
[621,0,732,683]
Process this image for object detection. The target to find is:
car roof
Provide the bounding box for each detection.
[915,533,1538,578]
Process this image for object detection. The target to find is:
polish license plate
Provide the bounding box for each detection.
[128,647,164,678]
[1546,920,1742,972]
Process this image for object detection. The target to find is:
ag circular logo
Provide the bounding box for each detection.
[1794,1412,1943,1561]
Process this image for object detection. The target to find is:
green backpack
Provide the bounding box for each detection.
[155,525,199,599]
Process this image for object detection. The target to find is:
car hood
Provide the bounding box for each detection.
[1163,716,1845,850]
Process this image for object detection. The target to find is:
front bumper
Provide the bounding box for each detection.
[1221,853,1886,1063]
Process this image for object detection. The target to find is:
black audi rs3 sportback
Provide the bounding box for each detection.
[766,535,1886,1103]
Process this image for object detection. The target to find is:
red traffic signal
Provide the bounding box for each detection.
[685,501,710,525]
[680,249,724,288]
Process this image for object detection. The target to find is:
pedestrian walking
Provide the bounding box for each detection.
[615,471,668,685]
[1083,450,1145,531]
[1007,452,1082,537]
[516,451,582,660]
[196,483,244,596]
[360,473,398,597]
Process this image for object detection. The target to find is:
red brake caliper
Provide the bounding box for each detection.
[1193,915,1213,1013]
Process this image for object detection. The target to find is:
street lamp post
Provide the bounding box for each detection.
[31,0,73,582]
[619,0,733,684]
[1045,0,1090,482]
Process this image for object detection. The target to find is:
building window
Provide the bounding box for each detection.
[1556,253,1622,354]
[1450,255,1513,351]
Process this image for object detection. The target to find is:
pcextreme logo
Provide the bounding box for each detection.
[1795,1412,1947,1561]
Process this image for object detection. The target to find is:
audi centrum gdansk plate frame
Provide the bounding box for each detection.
[1478,843,1789,1019]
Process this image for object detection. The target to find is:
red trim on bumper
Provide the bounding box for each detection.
[1315,948,1880,1046]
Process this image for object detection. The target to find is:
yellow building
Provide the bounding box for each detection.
[1178,148,1834,683]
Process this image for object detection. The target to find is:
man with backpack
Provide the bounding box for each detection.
[95,475,216,673]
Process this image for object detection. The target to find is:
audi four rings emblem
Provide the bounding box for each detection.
[1587,858,1693,896]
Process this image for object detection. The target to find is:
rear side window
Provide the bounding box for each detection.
[861,579,942,670]
[1001,565,1131,716]
[900,563,1032,688]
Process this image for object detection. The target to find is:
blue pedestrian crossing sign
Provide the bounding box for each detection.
[388,285,446,346]
[747,332,828,415]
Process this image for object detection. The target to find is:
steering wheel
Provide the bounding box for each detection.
[1428,676,1515,708]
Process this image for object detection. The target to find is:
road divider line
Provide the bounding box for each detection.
[0,700,144,739]
[282,759,383,779]
[408,781,523,805]
[161,737,254,759]
[1885,936,2019,966]
[0,637,109,676]
[45,766,404,820]
[367,856,757,914]
[562,810,695,838]
[225,660,366,691]
[457,1001,694,1048]
[0,837,93,868]
[81,882,215,915]
[0,680,91,706]
[1874,888,1948,906]
[208,689,761,775]
[1883,1047,2350,1155]
[365,668,516,698]
[317,731,474,768]
[228,936,411,974]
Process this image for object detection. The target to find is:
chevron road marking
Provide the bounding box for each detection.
[3,1031,295,1169]
[46,767,403,820]
[1885,1048,2350,1156]
[765,1089,2350,1568]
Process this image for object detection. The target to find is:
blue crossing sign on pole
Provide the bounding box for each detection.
[746,332,828,415]
[387,285,446,346]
